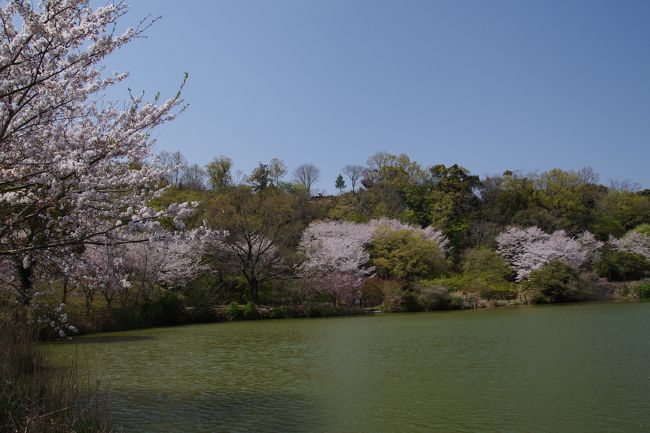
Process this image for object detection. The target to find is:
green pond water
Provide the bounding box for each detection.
[49,302,650,433]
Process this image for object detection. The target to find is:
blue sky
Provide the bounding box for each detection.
[105,0,650,193]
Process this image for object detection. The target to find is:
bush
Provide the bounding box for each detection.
[413,283,456,311]
[595,250,649,281]
[634,224,650,236]
[528,260,585,303]
[375,280,410,312]
[269,308,285,319]
[635,282,650,298]
[361,280,385,307]
[227,301,242,320]
[242,301,256,319]
[139,291,186,326]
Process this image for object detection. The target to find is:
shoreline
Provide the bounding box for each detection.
[53,296,646,340]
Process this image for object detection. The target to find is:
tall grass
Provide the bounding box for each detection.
[0,318,115,433]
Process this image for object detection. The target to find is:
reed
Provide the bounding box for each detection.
[0,316,116,433]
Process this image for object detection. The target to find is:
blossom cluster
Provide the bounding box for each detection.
[610,231,650,260]
[496,226,603,281]
[298,219,449,302]
[35,303,78,339]
[0,0,189,258]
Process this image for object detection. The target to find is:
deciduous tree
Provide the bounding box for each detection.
[342,165,365,192]
[206,156,233,190]
[0,0,192,309]
[293,163,321,195]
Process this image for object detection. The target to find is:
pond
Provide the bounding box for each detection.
[48,302,650,433]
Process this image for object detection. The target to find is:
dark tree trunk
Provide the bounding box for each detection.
[250,276,258,303]
[16,260,33,307]
[61,276,69,304]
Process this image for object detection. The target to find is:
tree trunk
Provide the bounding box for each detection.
[61,277,69,304]
[250,276,258,303]
[16,259,33,307]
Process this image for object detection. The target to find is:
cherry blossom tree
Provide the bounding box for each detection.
[0,1,192,307]
[298,219,449,303]
[70,230,207,313]
[298,220,375,304]
[496,226,601,281]
[610,231,650,260]
[576,231,605,264]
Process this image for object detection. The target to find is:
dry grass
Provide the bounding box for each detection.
[0,315,116,433]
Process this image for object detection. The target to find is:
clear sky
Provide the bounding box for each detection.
[104,0,650,193]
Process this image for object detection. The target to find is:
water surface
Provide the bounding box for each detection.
[50,303,650,433]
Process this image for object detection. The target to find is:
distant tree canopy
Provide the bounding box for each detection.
[144,149,650,305]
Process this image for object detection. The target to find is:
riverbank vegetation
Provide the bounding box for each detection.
[7,152,650,334]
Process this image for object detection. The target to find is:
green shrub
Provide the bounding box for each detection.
[414,283,455,311]
[595,250,649,281]
[139,291,186,326]
[242,301,256,319]
[270,308,284,319]
[528,260,585,303]
[634,224,650,236]
[635,283,650,298]
[375,280,409,312]
[227,301,242,320]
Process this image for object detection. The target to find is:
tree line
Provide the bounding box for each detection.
[138,150,650,317]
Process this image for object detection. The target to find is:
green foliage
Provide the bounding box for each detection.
[30,151,650,336]
[634,224,650,236]
[595,250,649,281]
[412,282,462,311]
[426,164,481,234]
[227,301,242,320]
[247,162,271,191]
[459,247,516,298]
[462,247,512,280]
[335,174,346,193]
[634,282,650,298]
[598,191,650,232]
[270,308,285,319]
[533,169,599,233]
[199,186,304,302]
[206,155,233,190]
[590,215,626,239]
[374,280,410,312]
[368,226,448,280]
[528,260,585,303]
[242,301,256,319]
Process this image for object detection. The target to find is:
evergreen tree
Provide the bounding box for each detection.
[335,174,347,194]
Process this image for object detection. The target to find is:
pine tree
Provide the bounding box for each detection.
[335,174,347,194]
